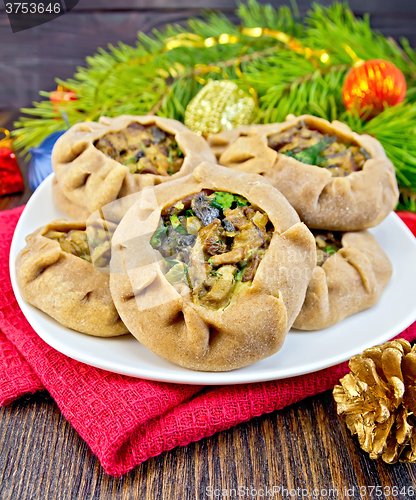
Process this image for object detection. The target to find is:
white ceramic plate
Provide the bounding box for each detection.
[9,174,416,385]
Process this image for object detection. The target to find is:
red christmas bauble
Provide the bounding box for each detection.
[0,147,24,196]
[342,59,406,119]
[49,86,77,104]
[50,86,77,119]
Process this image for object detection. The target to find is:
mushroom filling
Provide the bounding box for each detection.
[151,191,274,309]
[313,231,343,266]
[94,122,184,176]
[44,225,113,269]
[267,121,371,177]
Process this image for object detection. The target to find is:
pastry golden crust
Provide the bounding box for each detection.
[110,163,316,371]
[294,230,392,330]
[210,115,399,231]
[52,115,216,220]
[16,219,128,337]
[207,125,254,160]
[52,176,92,220]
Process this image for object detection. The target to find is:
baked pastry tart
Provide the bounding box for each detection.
[207,125,254,160]
[52,176,92,221]
[294,230,392,330]
[52,115,216,221]
[16,219,128,337]
[110,163,316,371]
[210,115,399,231]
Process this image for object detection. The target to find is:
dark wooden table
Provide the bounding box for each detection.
[2,2,416,497]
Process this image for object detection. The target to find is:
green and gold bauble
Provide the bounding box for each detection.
[185,80,257,136]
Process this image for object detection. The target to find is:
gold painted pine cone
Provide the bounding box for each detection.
[333,339,416,464]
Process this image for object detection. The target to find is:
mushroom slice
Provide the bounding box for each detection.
[199,265,237,309]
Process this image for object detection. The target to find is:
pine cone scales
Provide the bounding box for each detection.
[333,339,416,463]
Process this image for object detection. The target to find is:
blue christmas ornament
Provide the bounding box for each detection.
[27,130,66,191]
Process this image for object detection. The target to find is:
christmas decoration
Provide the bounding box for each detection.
[397,211,416,238]
[184,80,257,135]
[342,60,407,119]
[333,339,416,464]
[49,85,77,109]
[49,85,77,123]
[0,128,24,196]
[27,130,66,191]
[11,1,416,211]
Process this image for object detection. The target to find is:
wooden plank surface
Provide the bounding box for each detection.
[0,10,203,109]
[1,391,416,500]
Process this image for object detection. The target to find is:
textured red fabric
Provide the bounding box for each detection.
[0,205,415,476]
[396,211,416,237]
[0,329,44,405]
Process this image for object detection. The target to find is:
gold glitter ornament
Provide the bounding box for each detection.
[184,80,257,136]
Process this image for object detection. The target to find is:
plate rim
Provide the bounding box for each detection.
[9,174,416,385]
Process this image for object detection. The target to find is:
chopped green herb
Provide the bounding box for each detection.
[122,157,137,166]
[89,236,100,247]
[283,135,336,167]
[170,214,180,227]
[211,192,248,211]
[176,144,184,158]
[170,214,188,234]
[168,149,174,165]
[235,195,249,207]
[186,208,195,217]
[324,245,338,255]
[209,269,223,278]
[208,257,223,278]
[165,258,181,267]
[210,192,234,210]
[235,265,247,281]
[150,223,168,247]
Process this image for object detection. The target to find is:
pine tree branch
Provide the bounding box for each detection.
[10,0,416,213]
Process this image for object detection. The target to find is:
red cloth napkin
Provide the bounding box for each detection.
[1,206,415,476]
[396,211,416,237]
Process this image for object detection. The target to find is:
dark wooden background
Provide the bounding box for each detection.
[1,1,416,499]
[1,0,416,109]
[3,390,416,500]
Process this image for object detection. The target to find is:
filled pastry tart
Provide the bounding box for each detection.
[110,163,316,371]
[294,229,392,330]
[16,219,128,337]
[209,114,399,231]
[52,115,216,220]
[52,176,92,221]
[207,125,254,160]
